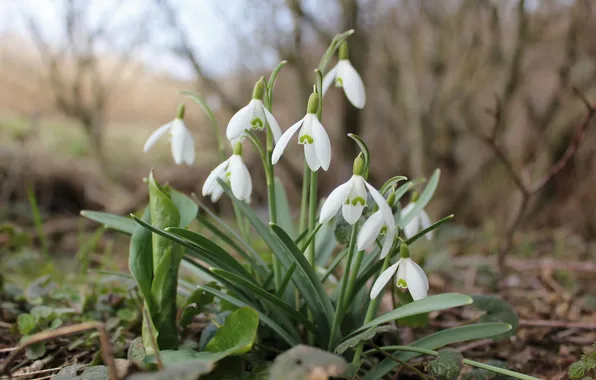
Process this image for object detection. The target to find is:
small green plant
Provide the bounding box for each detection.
[82,31,537,379]
[568,343,596,379]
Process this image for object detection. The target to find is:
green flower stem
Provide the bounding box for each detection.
[363,346,541,380]
[352,252,392,363]
[299,163,310,234]
[307,169,318,265]
[328,224,359,350]
[343,248,364,306]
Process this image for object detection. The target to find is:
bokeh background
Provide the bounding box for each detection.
[1,0,596,247]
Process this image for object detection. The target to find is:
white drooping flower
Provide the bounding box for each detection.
[319,155,394,232]
[202,142,252,202]
[401,202,433,240]
[226,79,282,143]
[370,246,429,301]
[143,105,195,166]
[272,93,331,171]
[322,42,365,109]
[357,209,397,260]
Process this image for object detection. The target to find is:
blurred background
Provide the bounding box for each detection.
[1,0,596,249]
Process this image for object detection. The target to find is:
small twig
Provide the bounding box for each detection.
[0,322,118,380]
[6,366,63,379]
[368,341,430,379]
[142,308,164,370]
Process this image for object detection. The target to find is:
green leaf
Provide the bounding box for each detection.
[204,307,259,355]
[270,223,337,346]
[128,359,214,380]
[399,169,440,228]
[148,171,182,350]
[395,288,429,328]
[200,285,298,346]
[274,177,295,238]
[317,29,354,73]
[129,207,153,309]
[80,211,136,235]
[471,295,519,339]
[30,305,55,321]
[315,218,337,266]
[348,133,370,175]
[179,283,218,329]
[270,345,348,380]
[166,228,254,281]
[341,293,472,345]
[379,176,409,195]
[267,61,287,109]
[428,349,464,380]
[199,312,230,350]
[25,342,46,360]
[334,326,396,355]
[128,337,146,362]
[17,313,37,335]
[168,189,198,228]
[405,214,454,246]
[80,366,109,380]
[361,323,513,380]
[211,268,316,333]
[461,360,516,380]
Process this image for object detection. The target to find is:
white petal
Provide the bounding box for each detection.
[304,143,321,171]
[250,99,266,131]
[202,158,230,196]
[263,107,282,143]
[364,181,394,228]
[419,210,433,240]
[405,259,429,301]
[403,217,419,239]
[210,184,224,203]
[226,103,252,142]
[338,60,366,109]
[342,202,364,225]
[143,122,171,152]
[271,118,303,165]
[171,119,189,165]
[370,262,399,300]
[319,181,352,224]
[357,210,384,251]
[180,123,195,165]
[322,65,338,95]
[312,116,331,171]
[229,155,251,201]
[395,258,407,288]
[379,225,396,259]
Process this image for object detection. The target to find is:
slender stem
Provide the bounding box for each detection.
[368,342,430,379]
[352,252,392,363]
[363,345,541,380]
[265,118,282,288]
[307,169,318,265]
[328,224,359,350]
[343,249,364,305]
[299,163,310,234]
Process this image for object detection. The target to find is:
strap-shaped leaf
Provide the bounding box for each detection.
[81,211,136,235]
[399,169,440,228]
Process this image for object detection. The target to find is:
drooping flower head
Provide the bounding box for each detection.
[226,78,282,144]
[319,155,394,238]
[322,42,366,109]
[357,190,398,259]
[143,104,195,165]
[370,244,429,301]
[401,193,433,240]
[272,92,332,171]
[202,142,252,202]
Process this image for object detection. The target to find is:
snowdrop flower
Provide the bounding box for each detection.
[322,42,366,109]
[226,78,282,143]
[143,105,195,165]
[272,92,331,171]
[401,201,433,240]
[202,142,252,202]
[319,155,394,230]
[357,191,398,259]
[370,244,429,301]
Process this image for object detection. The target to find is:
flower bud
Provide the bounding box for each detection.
[353,153,365,176]
[252,77,266,100]
[306,92,320,114]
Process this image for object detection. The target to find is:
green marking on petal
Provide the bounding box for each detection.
[380,225,388,235]
[299,134,314,144]
[351,196,366,206]
[335,77,343,87]
[225,171,231,179]
[251,118,264,130]
[397,278,408,288]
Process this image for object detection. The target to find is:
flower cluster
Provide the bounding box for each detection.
[142,39,432,302]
